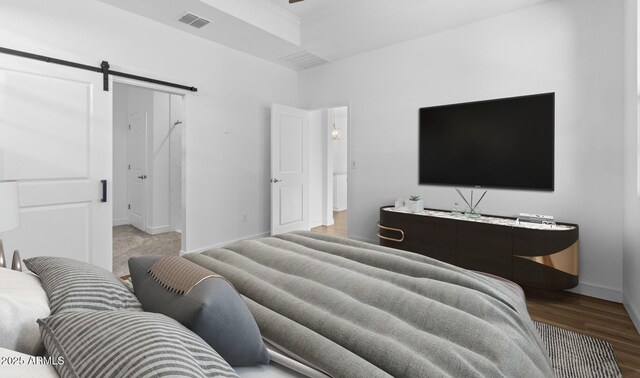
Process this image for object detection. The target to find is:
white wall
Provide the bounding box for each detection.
[169,95,183,232]
[112,83,129,226]
[309,110,324,228]
[300,0,625,302]
[623,0,640,330]
[0,0,297,253]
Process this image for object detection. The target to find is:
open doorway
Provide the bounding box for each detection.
[112,83,185,277]
[310,106,348,238]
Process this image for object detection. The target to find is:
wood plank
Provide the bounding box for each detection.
[525,287,640,375]
[311,210,347,238]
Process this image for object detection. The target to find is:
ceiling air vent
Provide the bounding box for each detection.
[279,50,330,71]
[178,13,210,29]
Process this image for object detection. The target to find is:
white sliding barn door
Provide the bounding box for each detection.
[0,55,112,271]
[270,104,309,235]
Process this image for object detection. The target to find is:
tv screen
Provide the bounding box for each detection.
[419,93,554,191]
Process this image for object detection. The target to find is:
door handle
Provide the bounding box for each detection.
[271,178,282,183]
[101,179,107,202]
[137,175,147,179]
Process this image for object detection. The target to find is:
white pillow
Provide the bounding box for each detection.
[0,268,50,355]
[0,347,59,378]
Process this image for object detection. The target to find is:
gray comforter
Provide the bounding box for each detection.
[185,231,553,378]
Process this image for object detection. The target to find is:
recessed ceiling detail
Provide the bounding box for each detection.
[99,0,550,71]
[279,50,330,71]
[178,12,210,29]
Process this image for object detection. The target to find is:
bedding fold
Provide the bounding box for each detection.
[184,231,552,378]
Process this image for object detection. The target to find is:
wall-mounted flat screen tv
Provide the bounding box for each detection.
[419,93,554,191]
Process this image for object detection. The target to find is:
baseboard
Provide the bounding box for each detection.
[145,225,172,235]
[182,231,271,255]
[310,219,346,227]
[113,218,129,227]
[568,281,623,303]
[623,293,640,333]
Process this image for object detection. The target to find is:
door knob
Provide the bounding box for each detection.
[271,178,282,183]
[138,175,147,179]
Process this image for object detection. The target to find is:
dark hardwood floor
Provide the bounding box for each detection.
[525,288,640,376]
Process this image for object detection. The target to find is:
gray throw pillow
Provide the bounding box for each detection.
[24,256,142,314]
[38,310,239,378]
[128,256,270,367]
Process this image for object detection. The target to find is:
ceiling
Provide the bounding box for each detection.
[267,0,362,23]
[98,0,549,71]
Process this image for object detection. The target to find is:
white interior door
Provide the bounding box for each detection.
[0,54,112,271]
[127,112,147,232]
[271,104,309,235]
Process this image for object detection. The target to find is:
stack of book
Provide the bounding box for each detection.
[517,213,555,226]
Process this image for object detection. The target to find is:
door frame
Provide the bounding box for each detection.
[309,102,351,237]
[111,76,192,253]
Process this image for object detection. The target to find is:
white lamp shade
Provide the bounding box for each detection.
[0,180,19,232]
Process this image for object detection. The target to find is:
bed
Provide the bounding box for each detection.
[0,231,552,377]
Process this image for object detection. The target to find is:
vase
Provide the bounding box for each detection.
[464,206,482,218]
[407,199,424,213]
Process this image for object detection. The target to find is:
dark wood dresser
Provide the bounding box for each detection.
[378,206,579,290]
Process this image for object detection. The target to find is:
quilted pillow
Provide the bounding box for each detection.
[38,310,239,378]
[0,268,50,355]
[24,257,141,314]
[129,256,270,367]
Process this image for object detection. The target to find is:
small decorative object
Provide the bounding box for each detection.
[517,213,555,226]
[406,195,424,213]
[451,202,462,216]
[394,197,405,209]
[11,250,22,272]
[0,247,5,268]
[454,188,487,218]
[464,205,482,218]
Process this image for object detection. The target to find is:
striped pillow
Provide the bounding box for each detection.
[38,311,239,378]
[24,257,142,314]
